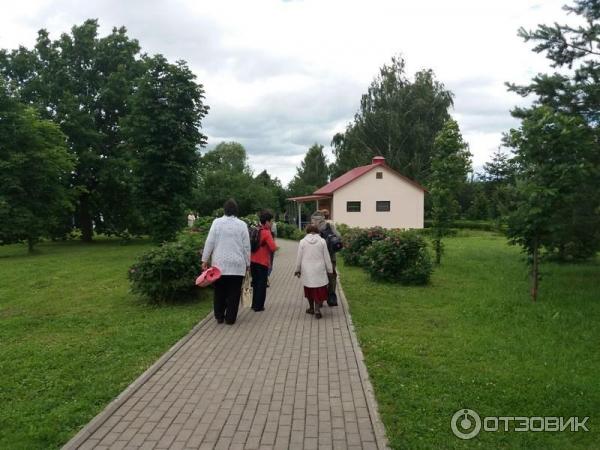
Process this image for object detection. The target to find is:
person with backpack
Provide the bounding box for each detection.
[202,199,251,325]
[311,209,342,306]
[250,210,278,312]
[294,224,333,319]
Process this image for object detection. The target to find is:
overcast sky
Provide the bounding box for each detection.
[1,0,567,184]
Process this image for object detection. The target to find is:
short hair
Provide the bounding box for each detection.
[259,210,273,225]
[223,199,238,216]
[306,224,319,234]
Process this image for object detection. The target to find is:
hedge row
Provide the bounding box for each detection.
[424,219,506,232]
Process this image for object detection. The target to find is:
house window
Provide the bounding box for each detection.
[347,201,361,212]
[376,201,391,212]
[376,172,383,179]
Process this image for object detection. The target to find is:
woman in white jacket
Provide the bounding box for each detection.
[294,224,333,319]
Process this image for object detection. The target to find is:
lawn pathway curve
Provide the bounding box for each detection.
[63,238,388,450]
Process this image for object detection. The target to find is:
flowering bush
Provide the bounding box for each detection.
[128,232,206,302]
[341,227,387,266]
[362,230,432,284]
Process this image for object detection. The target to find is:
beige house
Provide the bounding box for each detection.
[289,156,426,229]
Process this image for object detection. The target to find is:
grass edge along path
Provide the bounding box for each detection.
[338,230,600,450]
[0,239,212,450]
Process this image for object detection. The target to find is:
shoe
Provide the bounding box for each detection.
[315,312,322,319]
[216,318,225,324]
[225,320,235,325]
[253,307,265,312]
[306,308,314,315]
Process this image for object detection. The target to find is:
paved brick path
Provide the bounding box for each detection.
[64,239,388,450]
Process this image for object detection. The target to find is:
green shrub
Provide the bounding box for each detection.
[341,227,387,266]
[335,223,350,237]
[128,232,206,302]
[362,230,432,284]
[192,216,214,234]
[277,222,304,241]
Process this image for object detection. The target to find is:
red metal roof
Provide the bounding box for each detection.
[314,161,427,195]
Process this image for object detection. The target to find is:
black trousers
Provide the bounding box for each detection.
[251,262,269,310]
[213,275,244,324]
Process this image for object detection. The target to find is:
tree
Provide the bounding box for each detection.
[504,106,597,301]
[330,56,453,183]
[481,148,518,221]
[429,119,472,264]
[0,84,74,252]
[195,142,281,217]
[288,144,329,196]
[507,0,600,123]
[0,20,145,241]
[506,0,600,267]
[123,55,208,242]
[286,144,330,221]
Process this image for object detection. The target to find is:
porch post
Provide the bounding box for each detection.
[297,202,301,229]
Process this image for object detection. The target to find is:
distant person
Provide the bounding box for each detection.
[294,224,333,319]
[202,199,250,325]
[250,210,278,311]
[311,209,342,305]
[187,212,196,228]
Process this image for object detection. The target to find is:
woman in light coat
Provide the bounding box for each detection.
[294,224,333,319]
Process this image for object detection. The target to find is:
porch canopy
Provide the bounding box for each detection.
[287,194,332,228]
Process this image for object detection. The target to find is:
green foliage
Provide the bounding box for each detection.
[341,227,387,266]
[0,20,145,241]
[330,56,453,183]
[123,55,208,243]
[429,118,472,263]
[195,142,282,216]
[276,222,304,241]
[0,84,74,251]
[128,232,206,302]
[362,230,433,284]
[192,216,215,234]
[508,0,600,123]
[424,219,505,233]
[505,107,599,258]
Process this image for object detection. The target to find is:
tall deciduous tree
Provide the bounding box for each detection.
[123,55,208,242]
[330,56,453,183]
[429,119,472,264]
[0,20,144,241]
[504,106,597,301]
[0,84,74,252]
[196,142,281,216]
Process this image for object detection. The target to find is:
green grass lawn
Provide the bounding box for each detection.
[339,231,600,450]
[0,239,211,450]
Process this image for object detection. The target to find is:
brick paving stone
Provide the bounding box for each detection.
[61,239,388,449]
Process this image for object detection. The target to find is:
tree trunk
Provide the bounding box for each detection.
[531,237,539,302]
[27,237,35,253]
[435,238,442,264]
[79,194,94,242]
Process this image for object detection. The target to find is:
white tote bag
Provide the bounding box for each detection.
[241,273,252,308]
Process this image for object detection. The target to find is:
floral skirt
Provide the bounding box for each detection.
[303,285,329,303]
